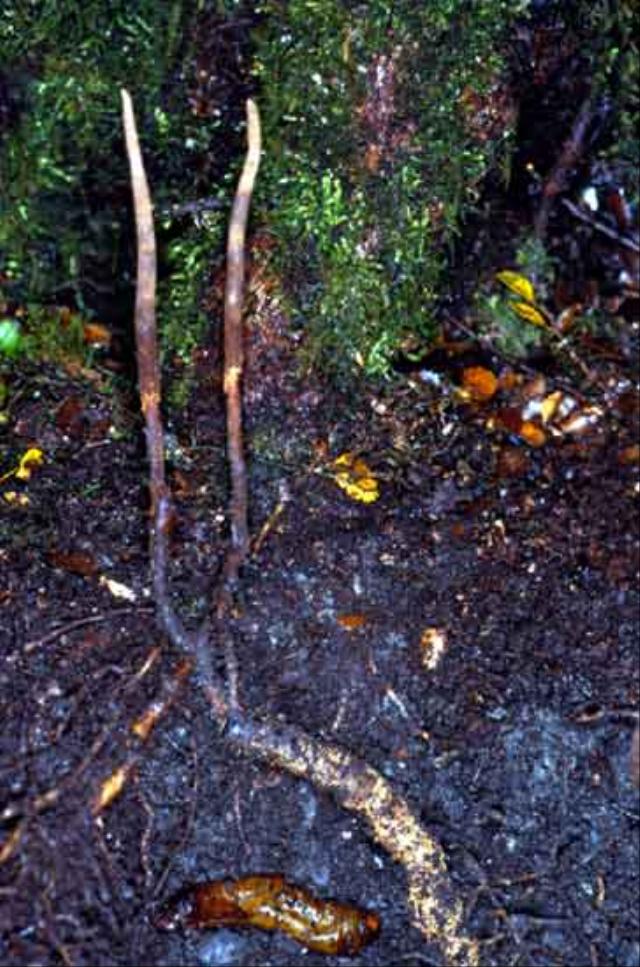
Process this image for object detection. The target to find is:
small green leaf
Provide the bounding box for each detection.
[0,320,22,357]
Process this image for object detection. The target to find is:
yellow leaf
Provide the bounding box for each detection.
[332,452,380,504]
[2,491,30,506]
[333,451,355,469]
[16,448,44,481]
[512,302,548,327]
[539,391,563,424]
[92,764,130,814]
[495,270,536,303]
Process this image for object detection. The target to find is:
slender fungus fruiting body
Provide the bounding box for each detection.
[156,874,381,956]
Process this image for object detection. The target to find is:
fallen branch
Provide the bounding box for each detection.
[122,90,478,965]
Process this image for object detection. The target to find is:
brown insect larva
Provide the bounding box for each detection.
[155,873,381,956]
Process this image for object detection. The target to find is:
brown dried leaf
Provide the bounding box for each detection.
[495,446,531,479]
[47,548,98,578]
[55,396,87,437]
[618,444,640,466]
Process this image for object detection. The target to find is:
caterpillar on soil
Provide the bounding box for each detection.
[155,873,381,956]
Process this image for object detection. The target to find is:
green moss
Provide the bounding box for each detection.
[253,0,525,377]
[0,0,228,381]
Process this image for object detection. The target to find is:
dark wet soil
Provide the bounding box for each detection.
[2,4,640,963]
[1,282,638,967]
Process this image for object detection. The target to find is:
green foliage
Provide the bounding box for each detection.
[0,0,227,376]
[1,3,173,294]
[254,0,526,377]
[21,306,87,364]
[160,212,225,364]
[589,0,639,202]
[474,235,551,357]
[0,319,22,358]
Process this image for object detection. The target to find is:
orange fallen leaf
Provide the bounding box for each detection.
[461,366,498,402]
[519,421,547,447]
[82,322,111,346]
[156,874,380,956]
[337,613,367,630]
[618,444,640,465]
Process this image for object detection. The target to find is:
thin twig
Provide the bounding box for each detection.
[215,99,262,712]
[23,608,153,653]
[534,97,594,241]
[561,198,640,254]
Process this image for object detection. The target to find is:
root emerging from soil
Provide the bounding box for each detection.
[121,88,478,964]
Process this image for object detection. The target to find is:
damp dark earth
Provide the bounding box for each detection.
[1,298,639,966]
[1,3,639,967]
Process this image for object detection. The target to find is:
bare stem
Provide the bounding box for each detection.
[121,89,199,656]
[221,98,261,594]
